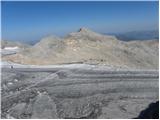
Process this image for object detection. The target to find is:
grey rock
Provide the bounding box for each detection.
[31,93,58,119]
[8,103,26,118]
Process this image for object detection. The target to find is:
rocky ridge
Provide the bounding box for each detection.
[2,28,159,69]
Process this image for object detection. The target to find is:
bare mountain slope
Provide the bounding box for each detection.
[2,28,158,69]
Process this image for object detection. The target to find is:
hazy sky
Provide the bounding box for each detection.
[2,1,159,42]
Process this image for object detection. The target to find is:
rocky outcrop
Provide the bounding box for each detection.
[136,101,159,119]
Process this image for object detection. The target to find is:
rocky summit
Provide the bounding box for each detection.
[2,28,159,69]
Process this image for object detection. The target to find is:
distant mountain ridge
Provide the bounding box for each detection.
[105,30,159,41]
[1,40,31,49]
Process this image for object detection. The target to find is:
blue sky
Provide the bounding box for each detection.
[1,1,159,43]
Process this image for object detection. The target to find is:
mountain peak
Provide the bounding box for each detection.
[66,27,97,39]
[78,27,91,32]
[77,27,100,36]
[66,27,118,42]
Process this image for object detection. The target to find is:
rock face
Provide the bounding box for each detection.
[31,93,58,119]
[135,101,159,119]
[1,68,159,119]
[2,28,159,69]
